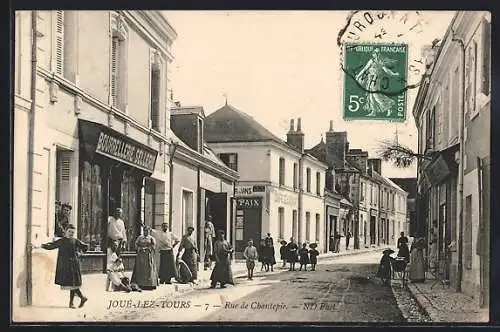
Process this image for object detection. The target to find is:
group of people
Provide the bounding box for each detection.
[329,231,352,253]
[376,232,427,286]
[37,208,237,309]
[280,238,320,272]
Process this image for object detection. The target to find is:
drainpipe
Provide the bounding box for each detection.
[25,10,38,306]
[298,155,304,244]
[168,140,178,232]
[451,32,465,293]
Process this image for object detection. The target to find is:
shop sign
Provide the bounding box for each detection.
[370,208,377,217]
[235,186,254,195]
[274,192,298,206]
[424,155,450,185]
[236,198,261,209]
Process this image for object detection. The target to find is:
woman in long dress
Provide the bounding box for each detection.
[210,230,234,289]
[355,48,400,117]
[409,237,426,282]
[262,233,276,272]
[39,224,89,308]
[177,226,199,284]
[131,226,157,290]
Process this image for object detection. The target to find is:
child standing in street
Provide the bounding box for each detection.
[298,243,310,271]
[308,243,320,271]
[280,240,288,268]
[243,239,258,280]
[38,224,89,308]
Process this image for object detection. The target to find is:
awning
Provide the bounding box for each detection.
[78,119,158,175]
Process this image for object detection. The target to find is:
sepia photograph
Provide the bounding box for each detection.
[11,9,490,324]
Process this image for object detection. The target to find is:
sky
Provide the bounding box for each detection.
[163,10,455,178]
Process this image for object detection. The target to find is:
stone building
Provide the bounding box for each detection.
[412,11,490,307]
[205,104,329,257]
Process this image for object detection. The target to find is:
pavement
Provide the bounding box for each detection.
[12,246,382,322]
[406,273,489,323]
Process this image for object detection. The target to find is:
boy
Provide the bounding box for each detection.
[243,239,258,280]
[308,243,320,271]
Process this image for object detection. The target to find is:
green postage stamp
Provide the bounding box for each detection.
[343,43,408,121]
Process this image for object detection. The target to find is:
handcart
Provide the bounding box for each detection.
[391,257,408,287]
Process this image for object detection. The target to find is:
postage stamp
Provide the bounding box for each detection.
[343,43,408,121]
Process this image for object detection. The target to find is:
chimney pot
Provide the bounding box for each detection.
[297,118,302,132]
[329,120,333,132]
[289,119,295,132]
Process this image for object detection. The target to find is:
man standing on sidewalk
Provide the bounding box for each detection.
[345,231,352,250]
[334,231,342,253]
[108,208,127,256]
[151,222,180,284]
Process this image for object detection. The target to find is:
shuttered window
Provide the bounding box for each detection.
[305,212,311,241]
[111,36,121,108]
[315,213,320,242]
[279,158,285,186]
[55,11,64,75]
[150,67,161,131]
[481,19,491,96]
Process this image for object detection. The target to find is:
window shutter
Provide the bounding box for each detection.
[481,19,490,95]
[471,42,477,112]
[55,11,64,75]
[150,68,160,130]
[111,36,120,107]
[56,151,72,203]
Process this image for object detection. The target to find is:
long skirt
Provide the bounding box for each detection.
[262,247,276,265]
[210,259,234,285]
[409,249,425,282]
[131,250,157,290]
[55,257,82,288]
[159,250,177,282]
[181,249,198,281]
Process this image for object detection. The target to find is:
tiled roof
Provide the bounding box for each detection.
[306,140,359,172]
[205,104,285,144]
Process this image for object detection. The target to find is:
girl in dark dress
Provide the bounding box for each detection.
[298,243,310,271]
[308,243,319,271]
[39,224,89,308]
[377,248,394,286]
[280,240,288,268]
[262,233,276,272]
[286,237,299,271]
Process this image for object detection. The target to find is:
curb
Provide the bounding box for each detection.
[406,283,436,322]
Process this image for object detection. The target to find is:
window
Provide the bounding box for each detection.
[79,160,104,252]
[55,149,74,237]
[306,212,311,241]
[306,168,311,192]
[278,207,285,239]
[54,11,64,75]
[149,50,162,132]
[143,179,157,229]
[219,153,238,172]
[198,118,203,154]
[279,157,285,185]
[182,190,194,232]
[110,13,128,110]
[369,184,373,204]
[425,107,436,151]
[315,213,320,242]
[465,195,472,269]
[449,66,460,140]
[316,172,321,195]
[293,163,298,189]
[292,210,298,240]
[465,41,477,117]
[361,183,365,201]
[480,18,491,96]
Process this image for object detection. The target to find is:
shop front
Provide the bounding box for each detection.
[325,192,341,253]
[78,119,159,272]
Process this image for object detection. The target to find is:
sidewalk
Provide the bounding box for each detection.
[406,273,489,323]
[12,246,381,322]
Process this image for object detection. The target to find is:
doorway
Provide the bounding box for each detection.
[207,192,228,235]
[370,216,376,245]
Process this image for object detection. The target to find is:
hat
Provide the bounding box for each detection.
[187,226,195,231]
[216,229,225,235]
[114,208,123,213]
[309,243,318,249]
[207,215,213,220]
[161,222,169,225]
[280,240,287,245]
[66,224,76,230]
[382,248,394,255]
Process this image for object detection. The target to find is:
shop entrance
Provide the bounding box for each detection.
[235,197,262,255]
[206,192,228,235]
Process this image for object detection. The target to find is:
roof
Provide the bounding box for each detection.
[306,139,359,172]
[389,178,417,199]
[205,104,285,144]
[171,105,206,118]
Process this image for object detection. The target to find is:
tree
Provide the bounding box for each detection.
[376,139,433,168]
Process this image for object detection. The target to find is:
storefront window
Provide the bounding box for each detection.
[79,161,104,251]
[121,169,141,252]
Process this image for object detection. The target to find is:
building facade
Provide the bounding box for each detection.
[390,178,417,237]
[13,10,180,307]
[205,105,328,258]
[308,122,408,250]
[412,11,490,307]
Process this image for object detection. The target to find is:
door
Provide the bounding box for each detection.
[370,216,376,245]
[235,197,262,253]
[208,192,228,236]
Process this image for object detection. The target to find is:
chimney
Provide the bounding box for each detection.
[325,126,347,169]
[368,158,382,174]
[346,149,369,174]
[170,106,205,154]
[286,118,304,153]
